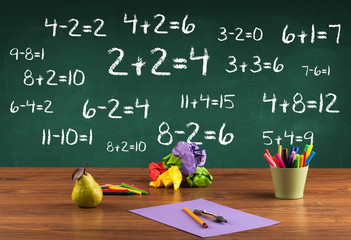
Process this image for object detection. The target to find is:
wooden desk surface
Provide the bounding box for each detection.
[0,168,350,239]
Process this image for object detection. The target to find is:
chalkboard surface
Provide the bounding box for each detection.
[1,0,350,167]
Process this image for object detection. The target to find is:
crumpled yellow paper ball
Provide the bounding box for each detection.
[149,165,182,190]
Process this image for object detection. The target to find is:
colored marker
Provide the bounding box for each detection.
[107,185,142,195]
[106,185,128,190]
[125,189,142,195]
[278,145,282,158]
[107,186,129,190]
[292,159,297,168]
[300,155,304,168]
[121,182,149,195]
[106,183,147,195]
[290,151,296,168]
[275,153,286,168]
[305,151,315,166]
[304,144,309,151]
[105,184,126,189]
[102,188,129,192]
[272,156,280,168]
[294,147,299,154]
[282,148,288,167]
[288,154,294,168]
[289,146,295,158]
[265,149,273,159]
[184,207,208,228]
[295,154,300,168]
[303,150,307,166]
[102,190,135,195]
[264,153,277,167]
[306,145,313,159]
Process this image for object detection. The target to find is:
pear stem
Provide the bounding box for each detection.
[83,162,88,175]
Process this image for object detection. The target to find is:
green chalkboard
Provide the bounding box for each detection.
[1,0,350,167]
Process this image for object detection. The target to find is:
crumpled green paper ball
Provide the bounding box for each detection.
[186,167,213,187]
[162,153,182,170]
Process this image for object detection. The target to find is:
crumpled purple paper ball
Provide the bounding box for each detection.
[172,141,206,176]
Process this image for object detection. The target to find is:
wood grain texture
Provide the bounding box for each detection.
[0,168,350,239]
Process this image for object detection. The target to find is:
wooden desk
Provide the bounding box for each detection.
[0,168,350,239]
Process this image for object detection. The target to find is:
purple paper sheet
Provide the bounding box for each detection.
[129,198,279,238]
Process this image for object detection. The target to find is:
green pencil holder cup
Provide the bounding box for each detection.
[270,166,309,199]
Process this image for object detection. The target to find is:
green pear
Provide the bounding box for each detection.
[72,163,103,208]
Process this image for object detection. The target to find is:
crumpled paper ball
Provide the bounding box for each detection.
[149,166,182,190]
[149,162,167,182]
[162,153,182,170]
[172,141,206,176]
[186,167,213,187]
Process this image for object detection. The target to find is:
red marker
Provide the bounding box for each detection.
[272,156,281,168]
[265,149,273,159]
[264,153,276,167]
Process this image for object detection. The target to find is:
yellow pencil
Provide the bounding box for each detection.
[184,207,208,228]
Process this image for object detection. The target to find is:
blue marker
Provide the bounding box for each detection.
[305,151,315,166]
[294,146,299,154]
